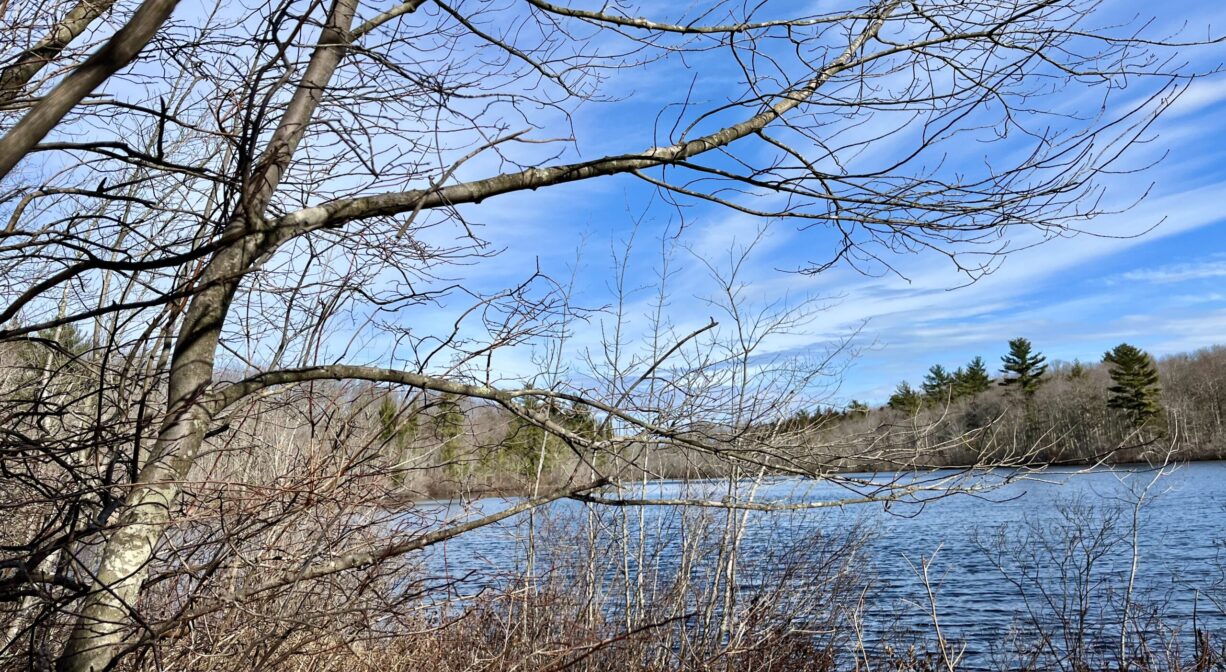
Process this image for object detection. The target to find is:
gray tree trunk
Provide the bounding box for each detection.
[54,0,359,667]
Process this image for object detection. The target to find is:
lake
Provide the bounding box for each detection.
[419,461,1226,668]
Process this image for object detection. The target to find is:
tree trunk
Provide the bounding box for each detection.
[55,0,359,664]
[55,240,244,671]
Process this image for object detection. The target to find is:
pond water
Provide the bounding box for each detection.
[420,462,1226,668]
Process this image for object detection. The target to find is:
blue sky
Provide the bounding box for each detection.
[461,165,1226,405]
[100,0,1219,407]
[11,1,1226,408]
[381,2,1226,406]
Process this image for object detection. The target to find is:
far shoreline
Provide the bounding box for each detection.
[387,457,1226,505]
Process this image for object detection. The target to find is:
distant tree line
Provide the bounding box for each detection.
[794,339,1218,469]
[12,324,1221,500]
[880,338,1164,429]
[371,389,611,497]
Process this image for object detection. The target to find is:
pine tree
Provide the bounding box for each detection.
[1068,359,1086,380]
[37,323,90,358]
[846,400,870,416]
[433,393,467,477]
[501,397,569,477]
[888,381,923,414]
[1000,337,1047,397]
[498,397,614,478]
[953,356,992,397]
[922,364,955,401]
[378,395,418,447]
[1102,343,1163,428]
[792,408,814,430]
[560,400,601,440]
[378,395,419,487]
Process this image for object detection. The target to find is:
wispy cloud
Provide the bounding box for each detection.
[1119,257,1226,284]
[315,0,1226,404]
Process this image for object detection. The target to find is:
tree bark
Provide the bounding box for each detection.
[54,4,896,668]
[54,0,359,668]
[0,0,180,181]
[0,0,118,106]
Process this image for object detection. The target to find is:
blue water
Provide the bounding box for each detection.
[418,462,1226,667]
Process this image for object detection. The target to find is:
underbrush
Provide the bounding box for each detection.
[70,499,1225,672]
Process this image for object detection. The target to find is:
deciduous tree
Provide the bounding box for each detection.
[0,0,1209,668]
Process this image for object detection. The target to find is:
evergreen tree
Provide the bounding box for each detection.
[378,395,419,487]
[999,337,1047,397]
[378,395,418,447]
[433,393,467,476]
[953,356,992,397]
[560,400,601,440]
[1068,359,1086,380]
[888,381,923,415]
[10,323,94,406]
[921,364,955,401]
[846,400,870,416]
[501,397,571,477]
[1103,343,1164,428]
[37,323,90,358]
[791,408,814,431]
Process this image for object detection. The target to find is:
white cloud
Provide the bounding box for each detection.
[1119,258,1226,284]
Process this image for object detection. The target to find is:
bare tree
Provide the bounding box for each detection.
[0,0,1216,669]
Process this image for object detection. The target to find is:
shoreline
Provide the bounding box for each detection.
[385,456,1226,505]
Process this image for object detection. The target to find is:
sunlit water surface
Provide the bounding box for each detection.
[417,462,1226,668]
